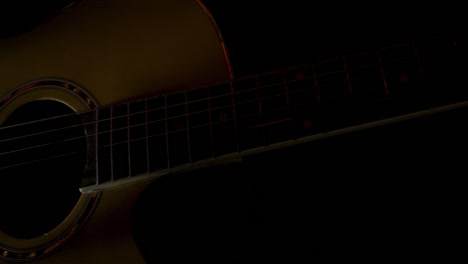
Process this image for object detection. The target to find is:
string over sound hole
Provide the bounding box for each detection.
[0,100,87,239]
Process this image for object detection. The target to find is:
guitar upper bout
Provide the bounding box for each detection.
[0,0,231,262]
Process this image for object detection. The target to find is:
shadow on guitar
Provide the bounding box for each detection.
[132,103,467,263]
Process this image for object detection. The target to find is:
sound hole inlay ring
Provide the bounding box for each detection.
[0,79,100,262]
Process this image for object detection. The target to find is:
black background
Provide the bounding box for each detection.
[203,1,465,76]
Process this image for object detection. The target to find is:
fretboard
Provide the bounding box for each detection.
[88,32,467,186]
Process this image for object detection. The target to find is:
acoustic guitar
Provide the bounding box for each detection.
[0,0,466,263]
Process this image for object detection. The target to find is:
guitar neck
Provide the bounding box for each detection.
[83,32,466,188]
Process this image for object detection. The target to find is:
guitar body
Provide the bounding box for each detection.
[0,0,231,116]
[0,0,230,263]
[1,1,467,263]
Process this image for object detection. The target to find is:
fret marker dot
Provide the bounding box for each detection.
[303,119,313,129]
[296,72,305,80]
[399,72,409,83]
[219,112,229,121]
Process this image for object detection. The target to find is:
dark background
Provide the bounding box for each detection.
[1,1,466,263]
[203,1,465,76]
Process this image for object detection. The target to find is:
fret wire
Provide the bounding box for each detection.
[378,54,390,97]
[312,64,322,112]
[144,98,150,174]
[229,80,240,152]
[164,95,170,168]
[255,75,267,146]
[343,57,353,96]
[185,91,192,163]
[110,105,114,182]
[126,102,132,177]
[95,107,99,185]
[208,87,215,158]
[255,76,263,114]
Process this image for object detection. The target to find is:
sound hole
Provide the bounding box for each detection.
[0,100,87,239]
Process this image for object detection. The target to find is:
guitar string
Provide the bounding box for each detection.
[0,31,438,133]
[0,101,300,170]
[0,45,392,133]
[0,71,460,171]
[0,31,459,135]
[0,36,462,163]
[0,53,445,161]
[3,73,355,147]
[0,63,431,171]
[0,72,357,157]
[0,59,381,142]
[0,71,358,146]
[2,78,401,172]
[0,29,456,135]
[0,52,416,145]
